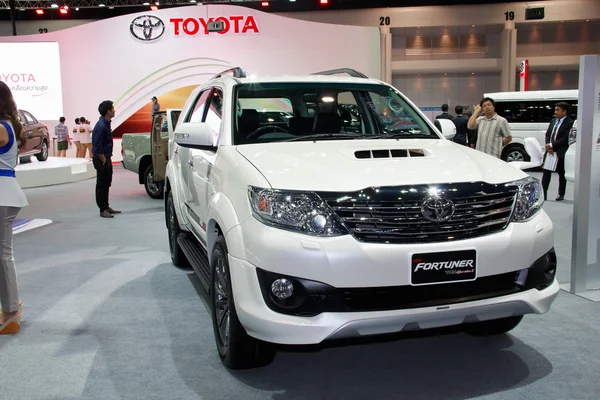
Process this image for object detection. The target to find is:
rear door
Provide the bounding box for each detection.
[18,111,34,154]
[151,111,168,181]
[23,111,42,150]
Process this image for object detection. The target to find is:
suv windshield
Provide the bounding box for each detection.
[233,83,438,144]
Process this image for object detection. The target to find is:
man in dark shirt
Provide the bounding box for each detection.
[435,104,454,120]
[451,105,470,146]
[92,100,121,218]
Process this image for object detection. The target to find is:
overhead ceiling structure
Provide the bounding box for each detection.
[0,0,540,11]
[0,0,265,10]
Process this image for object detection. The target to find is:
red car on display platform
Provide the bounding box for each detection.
[17,109,50,163]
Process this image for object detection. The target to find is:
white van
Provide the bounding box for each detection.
[484,90,578,162]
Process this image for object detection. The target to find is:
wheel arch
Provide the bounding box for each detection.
[206,193,244,259]
[139,155,152,184]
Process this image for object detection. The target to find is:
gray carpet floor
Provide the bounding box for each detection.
[1,166,598,400]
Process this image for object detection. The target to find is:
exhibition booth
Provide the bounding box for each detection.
[0,4,381,186]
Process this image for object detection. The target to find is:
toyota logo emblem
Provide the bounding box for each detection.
[130,15,165,42]
[421,195,455,222]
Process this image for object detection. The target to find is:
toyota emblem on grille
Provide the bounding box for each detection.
[130,15,165,42]
[421,195,455,222]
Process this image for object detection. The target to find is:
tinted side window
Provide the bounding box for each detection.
[23,111,37,124]
[538,100,578,122]
[187,90,211,123]
[538,101,556,123]
[495,101,538,123]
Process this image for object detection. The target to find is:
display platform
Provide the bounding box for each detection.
[15,157,95,189]
[12,218,53,235]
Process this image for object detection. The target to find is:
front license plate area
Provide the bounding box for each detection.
[411,250,477,285]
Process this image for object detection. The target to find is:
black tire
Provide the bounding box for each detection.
[166,191,189,267]
[502,145,529,163]
[210,236,276,369]
[36,140,48,162]
[463,316,524,337]
[144,165,164,199]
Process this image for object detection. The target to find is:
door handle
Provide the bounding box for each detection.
[174,148,178,154]
[188,160,194,167]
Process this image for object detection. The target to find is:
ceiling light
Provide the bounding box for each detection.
[50,3,58,8]
[99,3,106,6]
[75,7,79,10]
[190,0,196,2]
[35,8,43,14]
[320,0,329,4]
[59,8,68,14]
[150,5,158,10]
[143,2,149,4]
[261,1,269,6]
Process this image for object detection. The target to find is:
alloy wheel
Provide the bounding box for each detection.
[147,171,161,195]
[214,256,231,349]
[507,150,524,162]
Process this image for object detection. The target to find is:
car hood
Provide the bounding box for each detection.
[236,139,526,191]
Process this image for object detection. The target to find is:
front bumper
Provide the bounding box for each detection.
[225,210,557,345]
[229,252,560,345]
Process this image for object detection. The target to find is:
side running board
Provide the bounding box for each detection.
[177,234,211,293]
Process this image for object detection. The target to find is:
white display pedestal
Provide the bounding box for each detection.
[15,157,95,189]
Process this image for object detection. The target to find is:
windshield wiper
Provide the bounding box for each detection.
[284,133,364,142]
[371,130,435,139]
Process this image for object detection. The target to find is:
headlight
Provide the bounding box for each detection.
[507,176,544,222]
[248,186,347,236]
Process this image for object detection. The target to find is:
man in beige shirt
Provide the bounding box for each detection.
[467,97,512,159]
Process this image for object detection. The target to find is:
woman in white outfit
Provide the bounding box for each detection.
[0,81,27,334]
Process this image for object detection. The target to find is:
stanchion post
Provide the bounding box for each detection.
[570,55,600,296]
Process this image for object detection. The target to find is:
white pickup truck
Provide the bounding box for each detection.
[165,67,559,369]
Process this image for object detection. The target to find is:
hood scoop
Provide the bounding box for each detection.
[354,149,426,159]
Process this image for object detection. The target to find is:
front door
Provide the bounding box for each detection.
[190,86,223,245]
[151,112,168,181]
[166,108,182,160]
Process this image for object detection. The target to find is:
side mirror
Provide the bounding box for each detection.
[435,119,456,140]
[173,122,216,151]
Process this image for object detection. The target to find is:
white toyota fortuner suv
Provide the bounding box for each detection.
[164,67,559,369]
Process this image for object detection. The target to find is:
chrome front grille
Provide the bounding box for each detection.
[319,184,517,244]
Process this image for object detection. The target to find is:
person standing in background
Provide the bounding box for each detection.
[435,104,454,120]
[0,81,27,334]
[79,116,93,159]
[467,97,512,159]
[54,117,69,157]
[151,96,160,118]
[451,106,470,146]
[541,102,573,201]
[92,100,121,219]
[72,118,81,158]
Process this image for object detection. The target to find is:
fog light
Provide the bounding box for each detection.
[271,278,294,299]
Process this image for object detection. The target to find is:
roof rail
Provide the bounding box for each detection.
[311,68,368,79]
[211,67,247,80]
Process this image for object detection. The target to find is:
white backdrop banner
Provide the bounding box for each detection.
[0,42,63,120]
[0,5,381,129]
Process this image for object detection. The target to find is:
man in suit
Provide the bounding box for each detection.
[451,105,469,146]
[435,104,454,120]
[542,102,573,201]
